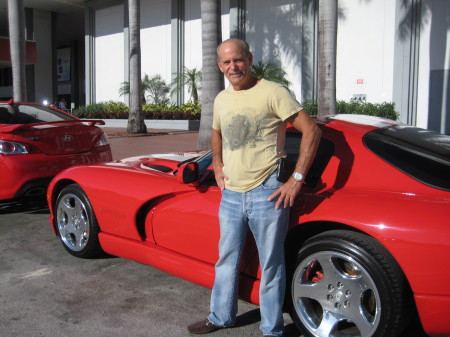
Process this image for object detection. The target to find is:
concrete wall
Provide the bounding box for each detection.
[0,8,54,103]
[336,0,396,105]
[392,0,450,132]
[95,4,124,102]
[86,0,449,133]
[246,0,304,100]
[141,0,172,86]
[33,9,53,105]
[424,0,450,134]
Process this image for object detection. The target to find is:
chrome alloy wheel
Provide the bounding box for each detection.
[291,251,381,337]
[56,192,90,252]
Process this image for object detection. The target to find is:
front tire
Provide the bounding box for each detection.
[288,230,412,337]
[54,184,102,258]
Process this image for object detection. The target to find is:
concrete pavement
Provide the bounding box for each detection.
[0,129,294,337]
[0,203,278,337]
[104,128,200,160]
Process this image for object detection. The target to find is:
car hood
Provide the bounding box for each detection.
[107,151,206,175]
[118,151,204,164]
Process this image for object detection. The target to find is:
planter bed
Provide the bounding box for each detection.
[87,119,200,131]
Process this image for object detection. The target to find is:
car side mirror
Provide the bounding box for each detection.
[177,162,199,185]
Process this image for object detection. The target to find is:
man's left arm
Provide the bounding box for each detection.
[268,109,322,209]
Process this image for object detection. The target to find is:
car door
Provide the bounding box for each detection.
[151,178,222,265]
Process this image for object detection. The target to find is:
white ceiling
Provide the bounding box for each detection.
[0,0,85,37]
[0,0,85,14]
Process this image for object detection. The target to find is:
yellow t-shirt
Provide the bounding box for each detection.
[212,79,302,192]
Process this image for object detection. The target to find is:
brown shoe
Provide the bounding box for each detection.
[187,318,222,334]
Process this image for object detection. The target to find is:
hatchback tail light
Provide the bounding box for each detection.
[0,140,29,155]
[96,133,110,147]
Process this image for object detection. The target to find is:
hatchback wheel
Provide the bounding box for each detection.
[288,230,412,337]
[54,184,102,258]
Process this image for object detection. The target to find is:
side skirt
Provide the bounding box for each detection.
[98,232,261,304]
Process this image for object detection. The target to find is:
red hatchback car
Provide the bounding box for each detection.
[47,115,450,337]
[0,100,112,201]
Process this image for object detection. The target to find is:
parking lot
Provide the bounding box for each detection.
[0,130,429,337]
[0,130,292,337]
[1,199,284,337]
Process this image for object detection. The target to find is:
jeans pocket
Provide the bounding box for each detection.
[262,171,283,190]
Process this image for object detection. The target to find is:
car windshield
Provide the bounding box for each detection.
[0,104,75,124]
[363,125,450,191]
[194,150,213,175]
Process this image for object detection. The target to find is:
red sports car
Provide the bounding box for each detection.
[0,100,112,201]
[47,115,450,337]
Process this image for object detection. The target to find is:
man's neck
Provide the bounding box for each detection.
[232,76,260,91]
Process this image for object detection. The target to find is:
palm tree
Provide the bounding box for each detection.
[127,0,147,134]
[145,74,170,105]
[317,0,337,116]
[251,61,291,87]
[198,0,223,150]
[119,74,170,105]
[171,67,202,105]
[119,79,143,104]
[7,0,27,101]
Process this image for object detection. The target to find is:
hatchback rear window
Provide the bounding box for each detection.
[363,125,450,191]
[0,104,75,124]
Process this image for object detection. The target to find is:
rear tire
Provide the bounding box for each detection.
[54,184,102,258]
[287,230,412,337]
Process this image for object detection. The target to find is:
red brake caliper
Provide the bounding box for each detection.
[305,260,324,283]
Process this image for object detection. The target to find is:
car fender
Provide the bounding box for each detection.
[288,188,450,297]
[48,162,182,241]
[242,187,450,298]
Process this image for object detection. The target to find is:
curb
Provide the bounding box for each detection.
[95,119,200,131]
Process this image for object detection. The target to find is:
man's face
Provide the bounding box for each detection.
[217,41,253,90]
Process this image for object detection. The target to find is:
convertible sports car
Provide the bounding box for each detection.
[47,114,450,337]
[0,100,112,201]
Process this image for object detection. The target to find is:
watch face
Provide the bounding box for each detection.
[293,172,304,181]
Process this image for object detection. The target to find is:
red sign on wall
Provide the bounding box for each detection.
[0,37,37,64]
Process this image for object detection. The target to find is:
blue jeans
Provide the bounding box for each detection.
[208,172,289,336]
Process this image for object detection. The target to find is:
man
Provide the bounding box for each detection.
[188,38,321,337]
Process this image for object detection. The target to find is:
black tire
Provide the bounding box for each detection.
[54,184,102,258]
[287,230,412,337]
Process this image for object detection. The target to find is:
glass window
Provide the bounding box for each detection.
[0,104,75,124]
[363,125,450,191]
[285,132,334,188]
[0,68,13,87]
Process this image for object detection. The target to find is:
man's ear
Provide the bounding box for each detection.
[217,61,224,73]
[248,52,253,66]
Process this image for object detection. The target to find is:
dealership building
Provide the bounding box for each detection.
[0,0,448,134]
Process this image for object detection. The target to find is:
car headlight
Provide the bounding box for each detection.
[0,140,29,155]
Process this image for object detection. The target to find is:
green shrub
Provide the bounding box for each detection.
[72,103,104,118]
[302,100,399,120]
[73,101,129,119]
[301,100,318,116]
[72,105,87,118]
[74,100,398,121]
[143,103,201,120]
[73,101,201,120]
[99,101,129,119]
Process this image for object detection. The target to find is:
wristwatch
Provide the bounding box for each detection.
[292,172,306,183]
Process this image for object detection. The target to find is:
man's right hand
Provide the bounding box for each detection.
[213,163,228,191]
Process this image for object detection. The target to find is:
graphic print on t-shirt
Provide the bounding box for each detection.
[221,109,263,151]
